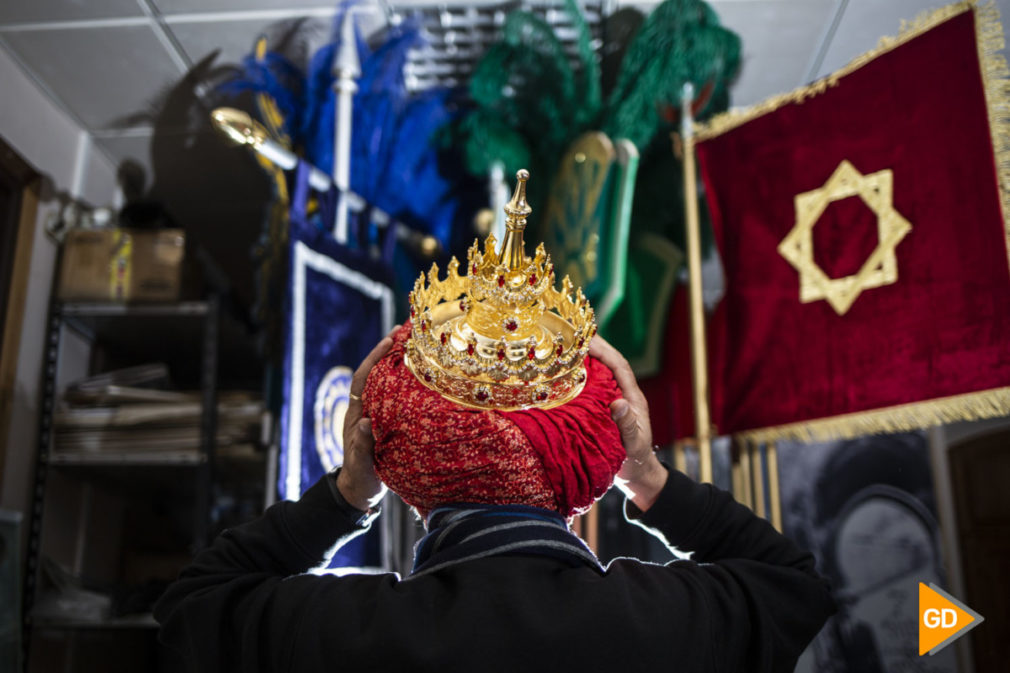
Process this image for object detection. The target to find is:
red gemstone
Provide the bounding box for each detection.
[476,390,489,402]
[556,345,563,357]
[577,338,584,348]
[421,321,428,333]
[440,333,447,345]
[497,275,505,287]
[527,348,535,360]
[529,274,537,286]
[467,343,475,356]
[459,300,467,311]
[423,373,433,382]
[472,263,478,274]
[497,349,505,361]
[410,307,415,318]
[549,265,555,276]
[536,391,548,401]
[505,320,517,332]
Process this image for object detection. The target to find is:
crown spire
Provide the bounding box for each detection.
[499,169,532,270]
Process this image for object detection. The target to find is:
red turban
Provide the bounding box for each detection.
[363,324,625,519]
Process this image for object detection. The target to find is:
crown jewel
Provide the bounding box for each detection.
[405,169,597,410]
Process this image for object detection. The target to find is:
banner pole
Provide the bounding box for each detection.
[751,442,766,519]
[680,82,713,483]
[767,441,783,531]
[332,9,360,244]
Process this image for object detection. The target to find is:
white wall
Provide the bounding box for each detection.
[0,45,119,521]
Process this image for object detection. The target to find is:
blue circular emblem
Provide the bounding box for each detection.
[314,366,353,471]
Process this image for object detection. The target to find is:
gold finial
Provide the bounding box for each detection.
[500,169,532,270]
[210,107,268,149]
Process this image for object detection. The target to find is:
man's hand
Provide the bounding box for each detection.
[589,335,668,512]
[336,326,399,512]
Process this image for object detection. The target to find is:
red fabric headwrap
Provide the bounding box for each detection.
[363,324,625,518]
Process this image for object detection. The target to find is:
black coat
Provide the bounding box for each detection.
[155,468,835,672]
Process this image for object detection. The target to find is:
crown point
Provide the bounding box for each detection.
[505,171,532,219]
[500,169,533,270]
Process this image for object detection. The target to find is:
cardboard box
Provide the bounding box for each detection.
[57,228,185,302]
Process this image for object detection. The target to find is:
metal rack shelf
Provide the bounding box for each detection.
[60,301,210,318]
[46,451,208,467]
[23,294,230,666]
[54,299,261,390]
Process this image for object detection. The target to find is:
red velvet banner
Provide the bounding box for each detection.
[696,7,1010,438]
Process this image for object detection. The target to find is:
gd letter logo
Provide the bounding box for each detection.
[919,583,984,656]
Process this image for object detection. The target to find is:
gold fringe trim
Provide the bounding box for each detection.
[972,1,1010,272]
[733,387,1010,444]
[695,1,979,142]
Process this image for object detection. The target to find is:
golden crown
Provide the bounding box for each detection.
[405,169,596,410]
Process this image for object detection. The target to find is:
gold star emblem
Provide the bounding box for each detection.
[778,160,912,315]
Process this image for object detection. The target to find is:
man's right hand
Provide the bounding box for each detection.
[589,335,668,512]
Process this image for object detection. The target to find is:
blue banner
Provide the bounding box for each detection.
[279,163,394,567]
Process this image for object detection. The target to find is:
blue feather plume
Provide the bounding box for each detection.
[218,4,472,256]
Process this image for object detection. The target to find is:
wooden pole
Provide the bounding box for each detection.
[767,441,783,531]
[730,440,744,505]
[739,439,754,510]
[751,442,766,519]
[585,505,600,555]
[673,441,688,477]
[680,83,713,483]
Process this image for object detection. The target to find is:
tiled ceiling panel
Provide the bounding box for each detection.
[0,0,143,25]
[1,25,185,130]
[168,16,332,67]
[5,0,1010,142]
[813,0,988,78]
[154,0,348,13]
[709,0,835,107]
[814,0,942,77]
[93,131,155,177]
[155,0,509,13]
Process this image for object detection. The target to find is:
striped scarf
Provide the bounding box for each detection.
[409,504,604,579]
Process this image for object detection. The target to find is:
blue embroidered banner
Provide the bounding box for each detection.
[279,163,395,567]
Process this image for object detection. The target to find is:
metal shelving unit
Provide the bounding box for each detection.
[21,296,227,667]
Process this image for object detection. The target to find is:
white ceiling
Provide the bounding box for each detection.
[2,0,1010,178]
